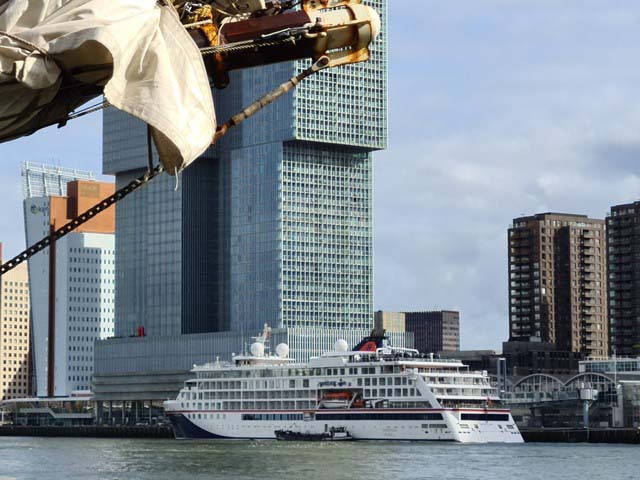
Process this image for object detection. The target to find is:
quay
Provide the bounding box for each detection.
[521,428,640,444]
[2,425,640,443]
[0,425,173,439]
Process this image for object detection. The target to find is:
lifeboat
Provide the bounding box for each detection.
[320,391,352,409]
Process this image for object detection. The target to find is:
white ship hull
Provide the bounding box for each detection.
[165,405,523,443]
[164,329,524,444]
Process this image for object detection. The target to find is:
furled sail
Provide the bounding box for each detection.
[0,0,215,174]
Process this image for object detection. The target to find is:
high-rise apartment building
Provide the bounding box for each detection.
[94,0,390,403]
[24,178,115,397]
[404,311,460,354]
[0,244,30,401]
[508,213,608,357]
[607,202,640,356]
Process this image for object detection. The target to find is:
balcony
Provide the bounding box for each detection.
[579,289,597,297]
[581,300,599,307]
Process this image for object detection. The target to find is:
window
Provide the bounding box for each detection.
[460,413,509,422]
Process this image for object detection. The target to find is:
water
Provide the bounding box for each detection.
[1,437,638,480]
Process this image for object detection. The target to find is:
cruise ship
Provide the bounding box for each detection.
[164,328,523,443]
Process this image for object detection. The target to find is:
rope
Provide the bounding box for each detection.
[0,30,50,57]
[200,36,296,56]
[66,100,110,121]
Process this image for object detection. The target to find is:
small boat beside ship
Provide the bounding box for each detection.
[163,328,523,443]
[275,426,353,441]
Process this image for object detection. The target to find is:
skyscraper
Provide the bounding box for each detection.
[24,177,115,397]
[95,0,392,402]
[0,245,30,401]
[606,202,640,356]
[508,213,608,357]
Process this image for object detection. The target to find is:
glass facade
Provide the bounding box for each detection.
[280,142,372,330]
[112,166,182,338]
[103,109,183,338]
[293,0,387,150]
[216,0,386,334]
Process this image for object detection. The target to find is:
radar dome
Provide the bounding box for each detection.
[250,342,264,357]
[334,339,349,352]
[276,343,290,358]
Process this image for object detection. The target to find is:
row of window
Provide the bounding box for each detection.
[460,414,510,422]
[315,413,443,421]
[241,414,304,421]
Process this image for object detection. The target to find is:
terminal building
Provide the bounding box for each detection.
[503,356,640,429]
[93,0,399,412]
[23,166,115,398]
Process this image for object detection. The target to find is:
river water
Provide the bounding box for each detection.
[1,437,638,480]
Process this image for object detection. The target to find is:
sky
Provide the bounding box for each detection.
[2,1,640,351]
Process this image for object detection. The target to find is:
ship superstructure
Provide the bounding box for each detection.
[164,328,523,443]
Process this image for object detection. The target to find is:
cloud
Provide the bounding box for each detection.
[375,0,640,350]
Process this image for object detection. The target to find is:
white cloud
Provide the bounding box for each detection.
[375,0,640,350]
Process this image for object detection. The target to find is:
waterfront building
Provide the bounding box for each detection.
[403,311,460,354]
[24,179,115,397]
[0,246,30,401]
[0,397,94,426]
[94,0,390,405]
[374,311,405,332]
[501,340,582,376]
[606,202,640,356]
[502,364,640,429]
[579,356,640,375]
[508,213,608,357]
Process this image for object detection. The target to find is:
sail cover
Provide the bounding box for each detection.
[0,0,215,173]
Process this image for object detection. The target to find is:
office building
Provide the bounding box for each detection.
[94,0,390,404]
[24,179,115,397]
[404,311,460,354]
[508,213,608,357]
[374,311,406,332]
[607,202,640,356]
[0,245,30,401]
